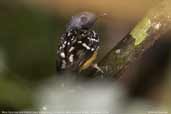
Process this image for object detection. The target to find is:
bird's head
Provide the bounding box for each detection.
[67,12,97,31]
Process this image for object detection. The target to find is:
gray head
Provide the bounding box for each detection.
[67,12,97,31]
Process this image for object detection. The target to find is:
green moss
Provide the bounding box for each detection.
[130,17,151,46]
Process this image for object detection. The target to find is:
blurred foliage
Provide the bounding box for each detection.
[1,3,61,82]
[0,2,68,109]
[0,78,33,110]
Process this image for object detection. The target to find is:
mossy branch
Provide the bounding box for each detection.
[96,0,171,78]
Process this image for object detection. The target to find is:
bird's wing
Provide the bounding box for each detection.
[67,30,99,71]
[57,29,99,72]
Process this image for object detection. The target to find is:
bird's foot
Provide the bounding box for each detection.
[92,64,104,74]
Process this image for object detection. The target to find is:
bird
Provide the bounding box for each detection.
[56,12,104,73]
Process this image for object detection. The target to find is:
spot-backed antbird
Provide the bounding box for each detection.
[56,12,105,73]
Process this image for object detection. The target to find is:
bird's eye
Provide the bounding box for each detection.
[80,16,88,23]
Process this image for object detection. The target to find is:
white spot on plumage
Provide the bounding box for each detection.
[87,36,99,42]
[60,52,65,58]
[69,47,75,52]
[61,60,66,69]
[69,54,74,63]
[62,44,66,48]
[92,31,96,37]
[71,36,74,41]
[81,33,85,37]
[87,37,91,40]
[67,32,72,37]
[82,43,90,50]
[78,41,82,43]
[91,48,95,51]
[67,42,70,45]
[59,46,63,50]
[91,38,99,42]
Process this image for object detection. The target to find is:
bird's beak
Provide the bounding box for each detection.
[96,13,108,22]
[98,13,108,18]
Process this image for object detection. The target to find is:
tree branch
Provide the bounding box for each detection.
[96,0,171,78]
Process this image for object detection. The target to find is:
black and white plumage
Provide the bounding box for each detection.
[56,12,100,72]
